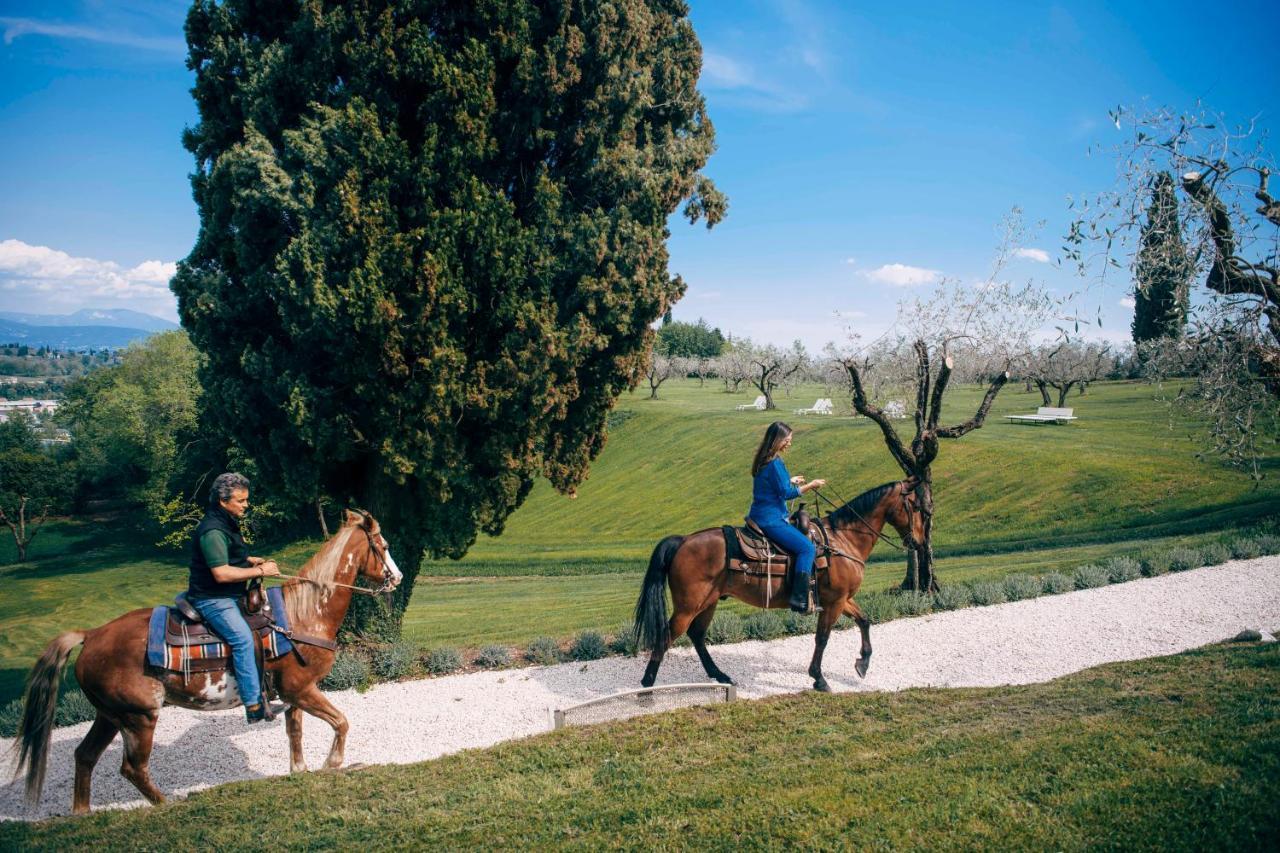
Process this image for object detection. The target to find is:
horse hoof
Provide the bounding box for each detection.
[855,659,869,678]
[813,680,831,693]
[640,677,655,688]
[713,673,735,686]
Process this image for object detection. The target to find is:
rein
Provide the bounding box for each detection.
[810,486,907,551]
[273,571,388,597]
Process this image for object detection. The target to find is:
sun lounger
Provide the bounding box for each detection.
[1006,406,1077,425]
[736,395,767,411]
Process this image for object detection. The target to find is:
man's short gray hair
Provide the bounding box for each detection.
[209,472,251,507]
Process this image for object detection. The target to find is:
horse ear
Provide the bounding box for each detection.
[342,509,362,526]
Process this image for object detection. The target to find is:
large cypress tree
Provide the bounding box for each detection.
[1132,172,1190,346]
[174,0,725,632]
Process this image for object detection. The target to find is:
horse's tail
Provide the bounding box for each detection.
[14,630,85,805]
[633,535,684,652]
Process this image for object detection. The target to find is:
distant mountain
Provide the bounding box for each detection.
[0,319,156,350]
[0,309,178,332]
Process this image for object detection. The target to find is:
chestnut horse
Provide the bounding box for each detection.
[13,510,402,814]
[633,480,922,692]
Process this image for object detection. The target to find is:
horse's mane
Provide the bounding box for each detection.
[825,481,899,529]
[282,519,360,622]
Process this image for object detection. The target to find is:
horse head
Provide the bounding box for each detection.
[884,479,925,549]
[343,509,403,591]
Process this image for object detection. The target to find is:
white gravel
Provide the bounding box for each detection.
[4,557,1279,820]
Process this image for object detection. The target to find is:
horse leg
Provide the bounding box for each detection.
[71,715,119,815]
[843,598,873,678]
[641,609,699,688]
[285,705,306,773]
[807,606,842,693]
[687,604,734,685]
[290,685,349,770]
[117,711,165,805]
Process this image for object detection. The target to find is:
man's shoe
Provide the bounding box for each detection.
[788,573,812,613]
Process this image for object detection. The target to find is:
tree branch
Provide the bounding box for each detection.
[843,359,916,474]
[937,371,1010,438]
[1182,172,1280,304]
[926,354,953,432]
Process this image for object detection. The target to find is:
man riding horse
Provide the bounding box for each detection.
[184,472,283,723]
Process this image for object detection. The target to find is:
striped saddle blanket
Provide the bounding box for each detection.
[146,586,295,674]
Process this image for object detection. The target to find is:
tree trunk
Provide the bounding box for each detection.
[900,478,938,593]
[316,497,330,538]
[1056,382,1075,407]
[1035,380,1051,405]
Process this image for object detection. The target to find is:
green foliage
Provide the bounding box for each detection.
[1253,534,1280,555]
[1002,573,1042,601]
[569,631,608,661]
[1167,547,1203,572]
[609,624,640,656]
[1073,563,1111,589]
[0,413,73,561]
[656,318,725,358]
[425,647,463,675]
[896,591,934,616]
[932,582,972,610]
[1230,537,1263,560]
[970,581,1008,605]
[707,611,745,644]
[1140,549,1173,576]
[526,637,562,666]
[176,0,725,633]
[320,651,370,691]
[743,611,787,641]
[1102,555,1142,583]
[859,593,901,623]
[0,697,21,738]
[55,688,97,727]
[782,610,819,634]
[1199,542,1231,566]
[1041,572,1074,595]
[371,642,417,680]
[1132,173,1191,347]
[475,644,512,668]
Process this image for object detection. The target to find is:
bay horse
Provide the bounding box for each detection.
[13,510,402,814]
[633,480,922,692]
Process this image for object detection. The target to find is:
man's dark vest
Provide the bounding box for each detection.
[187,506,252,599]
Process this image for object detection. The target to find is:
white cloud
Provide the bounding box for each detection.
[1119,296,1136,309]
[700,50,808,112]
[859,263,942,287]
[0,239,178,320]
[835,309,868,318]
[1013,248,1051,263]
[843,257,857,265]
[0,17,185,54]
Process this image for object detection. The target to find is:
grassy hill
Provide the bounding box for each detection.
[4,642,1276,850]
[0,379,1276,702]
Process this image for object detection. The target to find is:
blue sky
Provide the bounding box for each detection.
[0,1,1276,347]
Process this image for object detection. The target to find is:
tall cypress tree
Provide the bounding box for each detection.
[174,0,725,633]
[1132,172,1191,346]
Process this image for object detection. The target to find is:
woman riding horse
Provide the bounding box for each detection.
[748,421,826,612]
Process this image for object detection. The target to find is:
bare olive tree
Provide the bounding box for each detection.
[1024,341,1115,407]
[1068,105,1279,478]
[833,214,1058,591]
[749,341,808,410]
[645,354,686,399]
[714,339,754,393]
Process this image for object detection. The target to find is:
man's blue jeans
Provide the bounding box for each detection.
[190,596,263,708]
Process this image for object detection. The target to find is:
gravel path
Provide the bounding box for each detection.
[4,557,1279,820]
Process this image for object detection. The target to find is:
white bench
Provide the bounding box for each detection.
[1006,406,1077,425]
[736,395,767,411]
[794,398,833,415]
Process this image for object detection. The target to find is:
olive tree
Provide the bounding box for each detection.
[175,0,725,634]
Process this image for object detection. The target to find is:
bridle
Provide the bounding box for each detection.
[275,513,397,597]
[810,479,919,552]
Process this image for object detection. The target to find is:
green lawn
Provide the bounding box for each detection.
[5,642,1277,850]
[1,380,1277,703]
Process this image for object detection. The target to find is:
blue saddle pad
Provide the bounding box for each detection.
[147,586,294,669]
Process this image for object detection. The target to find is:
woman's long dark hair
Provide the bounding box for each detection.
[751,421,793,476]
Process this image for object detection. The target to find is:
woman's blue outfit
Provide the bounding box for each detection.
[749,457,815,609]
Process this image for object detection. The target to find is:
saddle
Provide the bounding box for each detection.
[146,588,296,677]
[722,505,830,593]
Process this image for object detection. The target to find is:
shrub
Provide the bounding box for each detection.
[475,644,512,668]
[1103,556,1142,584]
[321,651,370,691]
[1041,572,1074,595]
[743,611,787,641]
[371,642,416,680]
[609,624,639,656]
[782,610,818,634]
[526,636,562,665]
[1140,550,1172,577]
[896,591,934,616]
[0,698,23,738]
[1230,537,1264,560]
[426,646,463,675]
[931,583,971,611]
[1167,547,1203,572]
[1072,563,1110,589]
[970,581,1007,606]
[1253,534,1280,555]
[707,612,746,644]
[1002,574,1042,602]
[1199,542,1231,566]
[570,631,608,661]
[859,593,900,623]
[54,688,97,727]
